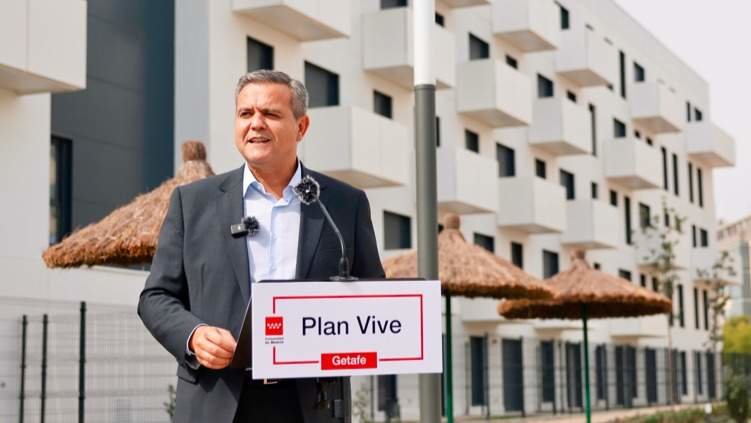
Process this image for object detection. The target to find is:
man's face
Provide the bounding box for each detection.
[234,82,309,171]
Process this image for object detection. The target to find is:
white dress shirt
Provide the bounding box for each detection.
[242,161,301,284]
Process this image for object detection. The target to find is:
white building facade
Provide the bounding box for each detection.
[0,0,740,421]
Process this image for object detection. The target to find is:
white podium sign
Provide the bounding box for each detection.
[250,279,442,379]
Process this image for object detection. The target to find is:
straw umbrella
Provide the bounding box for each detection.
[498,250,672,423]
[383,214,553,422]
[43,141,215,268]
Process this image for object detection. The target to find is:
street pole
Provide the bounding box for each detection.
[413,0,441,422]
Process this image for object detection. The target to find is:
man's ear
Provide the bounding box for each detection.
[297,115,310,142]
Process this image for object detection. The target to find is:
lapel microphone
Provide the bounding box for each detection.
[293,175,356,281]
[230,216,260,238]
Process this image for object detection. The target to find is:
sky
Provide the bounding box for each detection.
[614,0,751,224]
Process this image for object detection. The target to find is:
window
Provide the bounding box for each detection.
[496,143,515,177]
[505,55,518,69]
[619,50,626,98]
[595,345,607,400]
[687,101,692,122]
[591,182,598,199]
[697,168,704,207]
[679,351,688,395]
[473,233,494,253]
[609,190,618,207]
[694,351,703,396]
[618,269,632,281]
[700,228,709,247]
[434,12,445,27]
[613,118,627,138]
[559,170,575,200]
[688,162,694,203]
[624,196,632,245]
[435,116,441,147]
[543,250,559,278]
[694,288,700,329]
[247,37,274,71]
[541,341,555,402]
[537,74,554,98]
[305,62,339,107]
[559,4,570,30]
[661,147,669,191]
[469,34,489,60]
[638,203,651,228]
[511,242,523,269]
[677,284,685,327]
[652,277,659,292]
[535,159,547,179]
[465,130,479,153]
[470,336,486,406]
[588,104,597,156]
[692,224,697,247]
[634,62,645,82]
[373,90,393,119]
[672,153,679,196]
[50,136,72,245]
[377,375,398,412]
[381,0,407,8]
[384,211,411,249]
[703,290,709,330]
[640,274,647,288]
[694,107,703,122]
[664,212,670,228]
[566,90,577,103]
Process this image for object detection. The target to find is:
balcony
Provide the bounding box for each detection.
[629,82,682,134]
[0,0,86,94]
[555,28,616,87]
[529,97,591,155]
[301,106,410,188]
[635,232,690,271]
[496,177,566,234]
[437,147,499,214]
[460,298,505,323]
[691,248,742,286]
[442,0,490,7]
[604,138,662,190]
[492,0,559,52]
[609,315,667,339]
[232,0,349,41]
[561,200,620,250]
[362,7,454,89]
[456,59,532,128]
[685,122,736,168]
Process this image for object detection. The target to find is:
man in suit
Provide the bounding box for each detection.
[138,69,385,422]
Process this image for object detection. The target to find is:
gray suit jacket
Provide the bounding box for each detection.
[138,164,385,423]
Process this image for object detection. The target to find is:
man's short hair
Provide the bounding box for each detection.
[235,70,308,119]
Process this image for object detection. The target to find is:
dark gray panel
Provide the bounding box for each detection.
[71,136,143,208]
[87,16,144,91]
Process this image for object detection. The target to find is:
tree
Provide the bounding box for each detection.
[638,198,685,405]
[698,250,736,354]
[724,316,751,354]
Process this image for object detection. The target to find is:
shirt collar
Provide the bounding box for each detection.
[242,160,302,202]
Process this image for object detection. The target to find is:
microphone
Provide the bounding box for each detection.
[293,175,356,281]
[230,216,260,238]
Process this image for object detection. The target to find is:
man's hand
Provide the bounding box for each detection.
[189,325,237,369]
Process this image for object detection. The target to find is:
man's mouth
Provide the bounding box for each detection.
[247,136,270,144]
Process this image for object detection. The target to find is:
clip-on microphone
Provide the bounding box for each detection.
[230,216,260,238]
[293,175,356,282]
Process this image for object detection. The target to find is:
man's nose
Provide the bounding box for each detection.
[249,113,266,130]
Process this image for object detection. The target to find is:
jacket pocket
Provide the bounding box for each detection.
[177,363,199,384]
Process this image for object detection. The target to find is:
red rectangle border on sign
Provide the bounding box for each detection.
[270,294,424,365]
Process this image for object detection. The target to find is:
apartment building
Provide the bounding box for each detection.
[718,215,751,317]
[0,0,739,421]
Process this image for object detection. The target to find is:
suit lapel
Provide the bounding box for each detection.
[218,167,251,304]
[295,165,325,279]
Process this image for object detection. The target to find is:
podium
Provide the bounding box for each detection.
[230,279,442,380]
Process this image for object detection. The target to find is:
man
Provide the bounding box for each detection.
[138,70,385,422]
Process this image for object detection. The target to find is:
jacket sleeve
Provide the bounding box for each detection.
[137,187,203,364]
[351,190,386,279]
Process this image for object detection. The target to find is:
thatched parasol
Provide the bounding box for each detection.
[383,214,553,422]
[43,141,215,268]
[498,250,671,423]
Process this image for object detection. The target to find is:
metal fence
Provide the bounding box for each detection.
[0,303,175,423]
